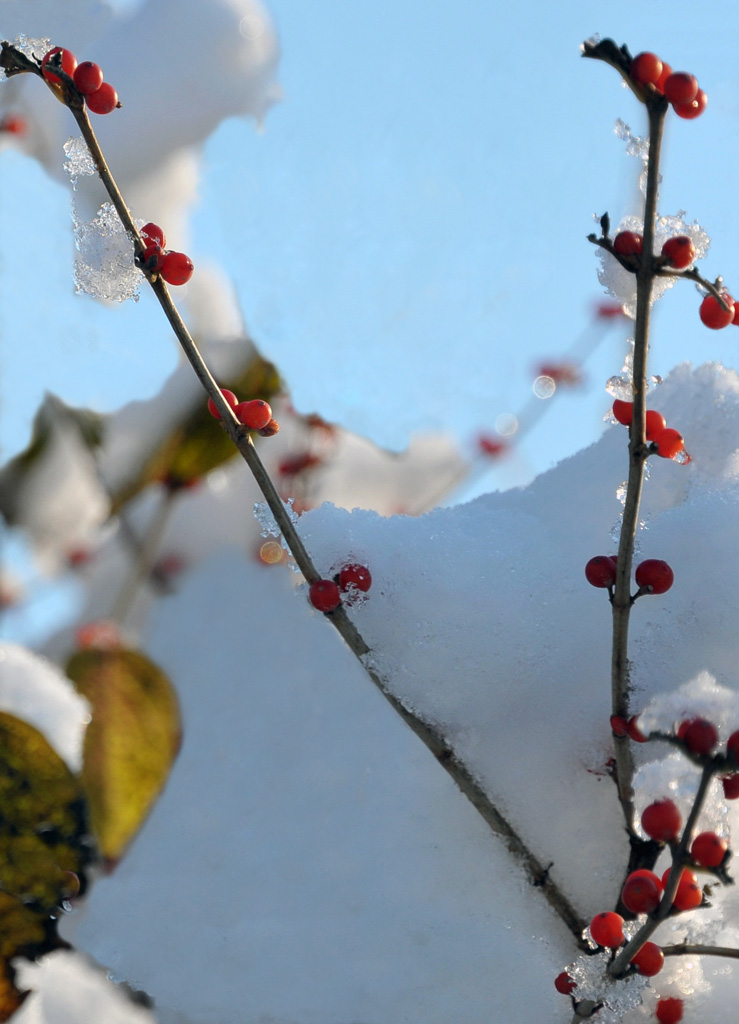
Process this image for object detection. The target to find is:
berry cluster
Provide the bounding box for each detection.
[139,222,194,286]
[630,51,706,119]
[41,47,119,115]
[206,387,279,435]
[308,563,373,613]
[585,554,674,595]
[612,400,687,461]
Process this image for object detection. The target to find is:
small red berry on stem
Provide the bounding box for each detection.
[141,222,166,250]
[159,251,194,285]
[85,81,119,115]
[631,941,664,976]
[630,52,663,88]
[635,559,674,595]
[691,831,728,868]
[678,717,718,756]
[645,410,667,440]
[73,61,104,96]
[612,399,633,425]
[655,62,673,93]
[235,399,272,430]
[339,563,372,592]
[651,428,685,460]
[722,774,739,799]
[656,997,684,1024]
[661,235,696,269]
[309,579,341,613]
[726,730,739,764]
[621,871,661,914]
[699,292,734,329]
[663,72,698,106]
[589,911,624,948]
[585,555,617,588]
[663,867,703,911]
[554,971,576,995]
[613,231,643,257]
[642,799,681,842]
[42,47,77,85]
[627,715,648,742]
[610,715,628,737]
[207,388,238,420]
[674,88,707,119]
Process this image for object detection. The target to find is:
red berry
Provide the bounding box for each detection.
[629,868,664,891]
[656,997,684,1024]
[642,799,682,842]
[554,971,576,995]
[699,292,734,329]
[722,774,739,799]
[621,871,661,914]
[339,563,372,592]
[645,410,667,440]
[627,715,648,743]
[589,911,624,948]
[674,88,707,120]
[655,62,674,93]
[42,47,77,85]
[257,418,280,437]
[585,555,617,588]
[661,235,696,270]
[85,81,119,115]
[630,52,663,87]
[234,399,272,430]
[727,730,739,764]
[678,717,718,756]
[635,559,674,595]
[207,388,238,420]
[612,399,633,425]
[610,715,628,737]
[159,251,194,286]
[73,61,104,96]
[631,941,664,976]
[662,867,703,910]
[141,222,166,250]
[309,579,341,613]
[691,831,728,868]
[651,428,685,459]
[663,72,698,106]
[613,231,643,257]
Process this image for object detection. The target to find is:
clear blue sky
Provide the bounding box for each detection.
[3,0,739,637]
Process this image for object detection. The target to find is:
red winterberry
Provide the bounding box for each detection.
[678,717,718,756]
[630,52,663,87]
[726,730,739,764]
[42,47,77,85]
[656,997,684,1024]
[612,399,633,425]
[141,244,163,273]
[610,715,628,737]
[662,867,703,910]
[642,799,681,842]
[661,235,696,270]
[631,941,664,977]
[159,251,193,285]
[627,715,648,743]
[635,559,674,595]
[674,88,707,120]
[691,831,728,868]
[699,292,734,329]
[663,72,698,106]
[655,62,674,93]
[234,399,272,430]
[589,911,624,948]
[73,61,104,95]
[554,971,576,995]
[645,410,667,440]
[651,428,685,459]
[85,81,119,115]
[339,563,372,592]
[585,555,617,588]
[613,231,643,257]
[257,418,280,437]
[722,774,739,799]
[141,222,166,250]
[309,579,341,613]
[207,388,238,420]
[621,871,661,914]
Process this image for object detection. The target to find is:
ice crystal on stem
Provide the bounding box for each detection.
[63,136,96,187]
[73,201,141,302]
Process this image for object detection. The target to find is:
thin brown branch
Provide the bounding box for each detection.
[663,942,739,959]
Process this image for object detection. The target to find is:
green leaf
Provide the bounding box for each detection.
[109,351,282,509]
[66,648,181,865]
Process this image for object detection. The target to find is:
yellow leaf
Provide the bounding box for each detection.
[66,649,181,865]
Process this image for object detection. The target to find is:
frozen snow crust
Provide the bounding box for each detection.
[63,363,739,1022]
